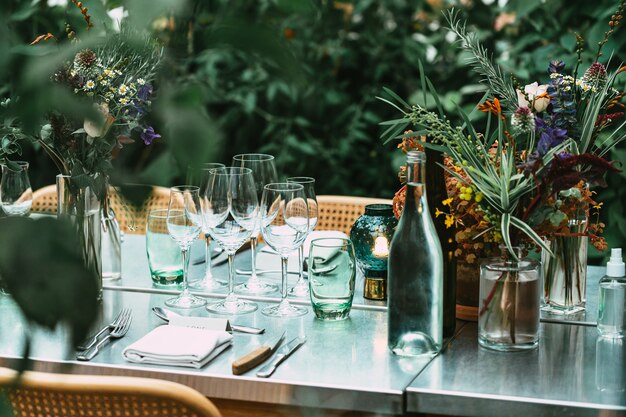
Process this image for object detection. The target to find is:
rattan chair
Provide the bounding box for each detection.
[316,195,392,235]
[31,185,170,234]
[0,367,222,417]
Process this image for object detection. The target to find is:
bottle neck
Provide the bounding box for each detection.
[404,157,428,214]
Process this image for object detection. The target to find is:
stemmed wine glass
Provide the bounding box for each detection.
[187,162,228,291]
[165,186,206,308]
[232,153,278,295]
[206,167,259,315]
[286,177,318,297]
[0,161,33,217]
[260,183,309,317]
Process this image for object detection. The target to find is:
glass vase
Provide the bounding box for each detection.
[56,174,103,301]
[478,246,541,352]
[101,201,122,281]
[542,217,587,314]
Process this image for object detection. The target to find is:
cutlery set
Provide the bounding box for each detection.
[76,309,132,361]
[76,306,305,377]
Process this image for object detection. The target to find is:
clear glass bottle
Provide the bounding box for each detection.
[598,248,626,338]
[387,150,443,357]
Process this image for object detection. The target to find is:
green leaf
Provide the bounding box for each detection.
[500,213,516,260]
[510,215,554,256]
[0,217,99,347]
[382,87,411,111]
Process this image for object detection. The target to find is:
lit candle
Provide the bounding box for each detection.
[372,236,389,258]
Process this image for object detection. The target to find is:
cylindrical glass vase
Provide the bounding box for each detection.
[542,218,587,314]
[101,203,122,281]
[57,174,103,301]
[478,246,541,352]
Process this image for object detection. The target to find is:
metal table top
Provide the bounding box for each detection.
[406,322,626,417]
[0,289,426,414]
[105,234,386,311]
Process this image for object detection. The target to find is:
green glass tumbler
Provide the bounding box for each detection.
[146,209,184,286]
[309,238,356,321]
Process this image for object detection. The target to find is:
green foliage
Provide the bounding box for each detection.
[1,0,625,264]
[0,217,100,349]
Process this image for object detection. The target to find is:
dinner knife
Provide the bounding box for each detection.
[256,336,306,378]
[231,332,285,375]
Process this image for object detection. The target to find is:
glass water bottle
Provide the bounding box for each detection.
[388,150,443,356]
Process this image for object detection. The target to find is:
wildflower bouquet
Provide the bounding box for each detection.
[380,5,625,338]
[19,8,162,293]
[41,29,162,200]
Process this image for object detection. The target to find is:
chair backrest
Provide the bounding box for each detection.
[0,367,222,417]
[31,185,171,234]
[317,195,392,235]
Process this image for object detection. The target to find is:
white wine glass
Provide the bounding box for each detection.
[165,186,206,308]
[0,161,33,217]
[232,153,278,295]
[260,183,309,317]
[286,177,318,297]
[187,162,228,291]
[206,167,259,315]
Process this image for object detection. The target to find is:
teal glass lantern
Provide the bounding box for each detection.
[350,204,397,300]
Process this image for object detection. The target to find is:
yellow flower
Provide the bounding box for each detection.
[593,202,603,210]
[445,214,455,228]
[435,208,444,218]
[442,198,453,207]
[475,192,483,203]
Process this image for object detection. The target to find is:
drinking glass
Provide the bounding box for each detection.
[286,177,318,297]
[0,161,33,216]
[309,238,356,321]
[187,162,227,290]
[260,183,309,317]
[232,153,278,295]
[165,186,206,308]
[206,167,259,315]
[146,209,183,286]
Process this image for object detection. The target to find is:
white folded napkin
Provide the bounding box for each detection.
[122,326,232,369]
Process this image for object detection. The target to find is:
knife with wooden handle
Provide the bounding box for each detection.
[232,332,284,375]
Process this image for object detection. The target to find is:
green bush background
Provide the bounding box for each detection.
[3,0,626,263]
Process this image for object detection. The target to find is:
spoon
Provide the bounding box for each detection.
[152,307,265,334]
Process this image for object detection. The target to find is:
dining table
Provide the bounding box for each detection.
[0,233,624,417]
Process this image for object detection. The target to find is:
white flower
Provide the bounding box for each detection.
[84,80,95,90]
[119,97,129,105]
[517,82,550,113]
[118,84,129,95]
[84,102,115,138]
[137,78,146,85]
[103,68,115,78]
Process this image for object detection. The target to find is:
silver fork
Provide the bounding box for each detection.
[77,308,130,351]
[76,309,132,361]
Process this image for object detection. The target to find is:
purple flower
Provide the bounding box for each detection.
[137,84,153,101]
[536,117,567,155]
[141,126,160,145]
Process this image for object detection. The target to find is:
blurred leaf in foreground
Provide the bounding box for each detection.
[0,217,99,348]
